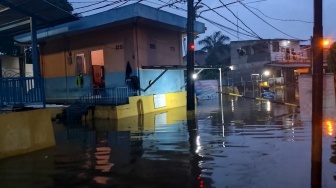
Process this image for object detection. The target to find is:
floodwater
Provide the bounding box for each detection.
[1,94,336,188]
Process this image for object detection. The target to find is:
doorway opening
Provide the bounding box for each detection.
[90,49,105,90]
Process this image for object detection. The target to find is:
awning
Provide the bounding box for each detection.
[0,0,78,36]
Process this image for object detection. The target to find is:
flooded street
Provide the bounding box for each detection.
[1,95,336,188]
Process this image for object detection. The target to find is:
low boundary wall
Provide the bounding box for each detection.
[0,109,55,159]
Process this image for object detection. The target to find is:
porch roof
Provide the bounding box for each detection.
[0,0,78,36]
[15,3,206,43]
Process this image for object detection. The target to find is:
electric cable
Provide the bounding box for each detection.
[74,0,109,10]
[76,0,132,14]
[238,1,301,39]
[219,0,261,39]
[246,5,313,24]
[200,15,259,39]
[200,3,260,39]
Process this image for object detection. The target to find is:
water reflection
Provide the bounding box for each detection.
[1,96,336,187]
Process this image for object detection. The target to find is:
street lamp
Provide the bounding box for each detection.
[261,70,270,82]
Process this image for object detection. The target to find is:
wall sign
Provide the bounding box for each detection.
[154,94,166,109]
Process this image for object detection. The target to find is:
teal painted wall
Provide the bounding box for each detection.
[44,70,184,102]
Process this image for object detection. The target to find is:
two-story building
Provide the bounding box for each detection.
[227,39,315,85]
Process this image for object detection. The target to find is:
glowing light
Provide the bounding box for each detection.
[325,120,334,136]
[263,70,270,76]
[196,136,201,153]
[266,101,271,112]
[323,39,330,46]
[190,44,195,50]
[192,73,198,79]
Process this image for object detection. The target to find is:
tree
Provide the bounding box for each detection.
[327,42,336,95]
[327,42,336,73]
[197,31,230,79]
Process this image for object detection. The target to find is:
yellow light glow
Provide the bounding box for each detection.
[323,39,330,46]
[325,120,334,136]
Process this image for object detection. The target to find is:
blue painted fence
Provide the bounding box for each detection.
[0,77,45,107]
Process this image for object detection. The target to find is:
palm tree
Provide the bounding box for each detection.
[198,31,230,66]
[197,31,230,79]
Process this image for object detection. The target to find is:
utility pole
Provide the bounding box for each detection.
[311,0,323,187]
[187,0,195,111]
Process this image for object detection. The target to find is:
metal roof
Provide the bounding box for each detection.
[0,0,78,36]
[15,3,206,43]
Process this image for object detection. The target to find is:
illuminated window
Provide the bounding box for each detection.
[75,53,86,75]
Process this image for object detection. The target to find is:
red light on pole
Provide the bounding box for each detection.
[190,44,195,50]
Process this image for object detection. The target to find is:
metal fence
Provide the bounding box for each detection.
[0,77,45,107]
[74,86,130,106]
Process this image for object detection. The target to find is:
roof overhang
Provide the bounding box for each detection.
[0,0,78,37]
[15,3,206,43]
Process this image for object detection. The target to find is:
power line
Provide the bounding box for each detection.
[76,0,132,14]
[198,0,266,15]
[157,0,186,9]
[43,0,78,18]
[219,0,261,39]
[74,0,109,10]
[199,15,259,39]
[199,3,260,39]
[247,5,313,24]
[238,1,301,39]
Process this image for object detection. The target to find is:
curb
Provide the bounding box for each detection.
[219,92,300,108]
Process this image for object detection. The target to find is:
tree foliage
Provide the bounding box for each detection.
[197,31,230,79]
[327,42,336,73]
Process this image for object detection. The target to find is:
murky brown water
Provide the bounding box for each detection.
[0,94,335,188]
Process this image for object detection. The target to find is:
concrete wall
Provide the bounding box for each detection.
[299,74,336,121]
[0,109,55,159]
[90,106,187,132]
[1,55,33,77]
[94,91,187,119]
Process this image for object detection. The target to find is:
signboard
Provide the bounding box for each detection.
[153,94,166,109]
[195,80,218,100]
[261,91,275,100]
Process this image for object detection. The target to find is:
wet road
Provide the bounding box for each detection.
[0,95,336,188]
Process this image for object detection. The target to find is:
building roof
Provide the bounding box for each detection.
[0,0,78,36]
[15,3,206,43]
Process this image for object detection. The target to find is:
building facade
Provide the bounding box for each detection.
[15,3,206,103]
[227,39,311,85]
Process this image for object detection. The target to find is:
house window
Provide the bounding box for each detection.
[150,44,156,49]
[75,53,86,75]
[272,42,280,52]
[116,44,123,50]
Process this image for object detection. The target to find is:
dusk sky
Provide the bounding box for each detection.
[69,0,336,44]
